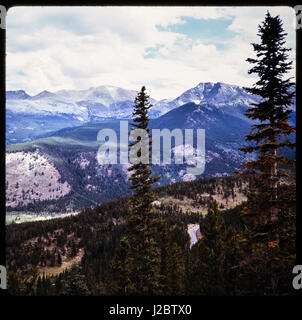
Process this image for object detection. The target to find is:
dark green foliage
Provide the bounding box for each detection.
[234,12,297,295]
[238,11,295,222]
[65,264,90,296]
[112,86,162,295]
[189,202,241,295]
[165,242,186,295]
[235,196,296,295]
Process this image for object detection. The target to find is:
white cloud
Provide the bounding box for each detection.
[226,6,296,45]
[6,6,296,100]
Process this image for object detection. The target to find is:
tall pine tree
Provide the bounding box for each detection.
[238,11,295,222]
[237,12,296,295]
[113,86,161,295]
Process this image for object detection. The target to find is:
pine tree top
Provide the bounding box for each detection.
[240,11,295,157]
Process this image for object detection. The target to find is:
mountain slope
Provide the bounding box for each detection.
[5,101,258,214]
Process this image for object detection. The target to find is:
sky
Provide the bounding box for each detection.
[6,6,296,100]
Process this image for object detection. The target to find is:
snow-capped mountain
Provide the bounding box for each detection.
[6,81,295,145]
[6,82,260,121]
[6,90,31,100]
[6,85,144,119]
[6,85,154,144]
[150,82,262,117]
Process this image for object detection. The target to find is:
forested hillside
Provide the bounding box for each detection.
[5,176,245,293]
[6,173,295,296]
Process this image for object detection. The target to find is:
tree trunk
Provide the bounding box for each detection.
[270,148,278,222]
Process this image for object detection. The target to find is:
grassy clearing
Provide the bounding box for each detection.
[6,211,80,225]
[157,185,247,216]
[38,248,84,277]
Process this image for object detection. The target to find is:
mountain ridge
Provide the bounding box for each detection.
[6,81,271,144]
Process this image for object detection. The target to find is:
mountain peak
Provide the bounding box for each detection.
[30,90,58,100]
[6,90,31,100]
[196,81,215,87]
[151,81,261,117]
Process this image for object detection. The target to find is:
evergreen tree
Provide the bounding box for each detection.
[166,242,186,295]
[112,235,135,295]
[128,86,160,244]
[57,252,62,266]
[236,12,296,295]
[189,201,241,295]
[238,11,295,222]
[54,273,65,295]
[223,225,242,295]
[7,271,26,296]
[159,221,171,293]
[65,264,90,296]
[113,86,161,295]
[36,276,43,296]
